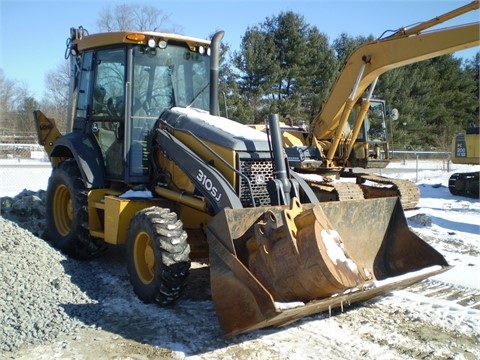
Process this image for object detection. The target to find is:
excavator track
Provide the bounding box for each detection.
[302,173,419,210]
[332,181,365,201]
[448,171,480,198]
[306,177,365,203]
[356,173,420,210]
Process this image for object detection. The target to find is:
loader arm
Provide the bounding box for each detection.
[311,4,479,164]
[154,127,243,215]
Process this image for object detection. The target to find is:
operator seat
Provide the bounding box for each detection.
[93,86,107,114]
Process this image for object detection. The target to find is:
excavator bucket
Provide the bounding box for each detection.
[207,197,450,338]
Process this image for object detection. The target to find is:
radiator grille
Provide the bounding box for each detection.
[238,158,274,207]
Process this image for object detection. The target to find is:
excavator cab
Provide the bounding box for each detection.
[347,99,391,168]
[281,98,392,170]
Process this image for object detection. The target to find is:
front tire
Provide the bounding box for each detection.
[126,206,190,305]
[46,159,106,259]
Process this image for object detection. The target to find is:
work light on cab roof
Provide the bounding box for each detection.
[125,32,209,54]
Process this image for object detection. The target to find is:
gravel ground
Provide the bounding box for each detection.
[0,190,211,359]
[0,216,95,353]
[0,190,104,354]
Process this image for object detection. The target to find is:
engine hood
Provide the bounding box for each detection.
[159,107,272,152]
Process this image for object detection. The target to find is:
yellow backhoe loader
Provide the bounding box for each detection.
[34,2,477,338]
[274,1,480,210]
[449,126,479,198]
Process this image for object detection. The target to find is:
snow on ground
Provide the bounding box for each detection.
[1,158,478,291]
[1,158,479,359]
[0,158,51,198]
[389,161,480,291]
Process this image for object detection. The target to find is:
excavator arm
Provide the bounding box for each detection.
[312,1,479,164]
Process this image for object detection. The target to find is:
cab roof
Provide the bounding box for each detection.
[74,31,211,52]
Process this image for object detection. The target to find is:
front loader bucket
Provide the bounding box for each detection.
[207,197,450,338]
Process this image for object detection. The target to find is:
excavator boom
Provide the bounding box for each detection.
[391,0,479,37]
[275,2,480,211]
[313,21,480,140]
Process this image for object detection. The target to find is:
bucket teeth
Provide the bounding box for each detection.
[246,199,367,302]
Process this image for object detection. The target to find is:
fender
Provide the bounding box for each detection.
[51,133,106,188]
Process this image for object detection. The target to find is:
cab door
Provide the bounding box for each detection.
[89,48,126,180]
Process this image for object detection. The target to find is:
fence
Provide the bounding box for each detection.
[0,130,37,144]
[0,143,47,161]
[0,145,469,198]
[387,150,452,182]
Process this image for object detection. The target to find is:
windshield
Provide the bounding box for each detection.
[132,44,211,117]
[128,43,210,179]
[365,101,387,142]
[348,100,387,142]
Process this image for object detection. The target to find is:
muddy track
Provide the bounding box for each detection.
[407,279,480,310]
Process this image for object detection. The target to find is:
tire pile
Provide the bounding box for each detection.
[0,191,97,354]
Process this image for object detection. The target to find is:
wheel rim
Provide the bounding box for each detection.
[134,231,155,284]
[53,184,73,236]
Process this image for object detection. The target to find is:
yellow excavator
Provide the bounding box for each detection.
[276,1,480,210]
[449,127,479,197]
[34,2,477,338]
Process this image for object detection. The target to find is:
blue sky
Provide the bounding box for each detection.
[1,0,478,99]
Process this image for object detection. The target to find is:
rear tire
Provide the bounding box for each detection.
[46,159,106,259]
[126,206,190,305]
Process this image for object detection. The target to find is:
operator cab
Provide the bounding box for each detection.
[347,99,390,168]
[71,32,212,183]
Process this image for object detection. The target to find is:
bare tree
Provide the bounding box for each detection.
[41,61,70,132]
[17,96,39,134]
[96,4,181,33]
[0,70,15,114]
[0,70,29,139]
